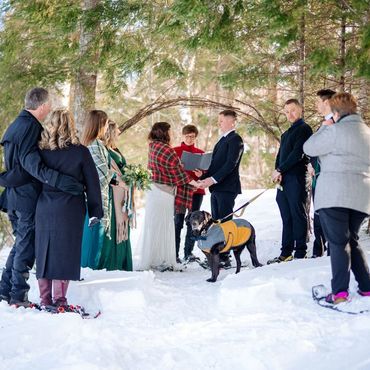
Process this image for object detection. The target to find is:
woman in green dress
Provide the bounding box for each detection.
[97,119,133,271]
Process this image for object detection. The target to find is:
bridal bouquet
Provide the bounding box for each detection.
[121,164,151,191]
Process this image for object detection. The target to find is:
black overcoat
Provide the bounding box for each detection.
[35,144,103,280]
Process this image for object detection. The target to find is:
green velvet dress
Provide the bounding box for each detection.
[96,149,133,271]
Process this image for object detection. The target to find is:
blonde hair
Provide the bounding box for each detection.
[39,109,80,150]
[329,93,357,117]
[103,119,120,149]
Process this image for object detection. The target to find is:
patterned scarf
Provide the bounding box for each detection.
[88,139,112,236]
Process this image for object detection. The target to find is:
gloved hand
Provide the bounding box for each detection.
[55,174,84,195]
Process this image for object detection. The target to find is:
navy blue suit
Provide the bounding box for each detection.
[205,131,244,221]
[275,118,312,258]
[0,110,83,304]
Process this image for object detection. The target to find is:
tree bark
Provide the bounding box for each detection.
[72,0,101,134]
[298,11,306,112]
[338,6,346,92]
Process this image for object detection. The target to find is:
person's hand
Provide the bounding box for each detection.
[198,177,215,189]
[117,178,129,190]
[307,163,315,177]
[322,118,334,126]
[189,180,200,188]
[193,169,203,178]
[56,174,84,195]
[271,170,282,184]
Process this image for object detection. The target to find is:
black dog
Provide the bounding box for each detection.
[186,210,262,282]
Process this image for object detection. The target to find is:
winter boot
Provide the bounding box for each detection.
[358,290,370,297]
[325,291,349,304]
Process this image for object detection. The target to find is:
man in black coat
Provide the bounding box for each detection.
[268,99,313,264]
[199,110,244,266]
[0,87,84,306]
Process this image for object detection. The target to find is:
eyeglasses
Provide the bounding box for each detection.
[184,134,196,139]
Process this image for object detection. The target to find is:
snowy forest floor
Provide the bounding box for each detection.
[1,189,370,370]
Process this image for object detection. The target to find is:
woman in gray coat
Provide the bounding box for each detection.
[303,93,370,304]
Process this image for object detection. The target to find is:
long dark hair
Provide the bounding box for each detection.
[81,110,108,146]
[148,122,171,144]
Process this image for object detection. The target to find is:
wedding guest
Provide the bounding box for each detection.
[98,119,133,271]
[304,93,370,303]
[137,122,199,271]
[36,109,102,307]
[268,99,312,264]
[309,89,336,258]
[0,88,83,307]
[173,124,205,262]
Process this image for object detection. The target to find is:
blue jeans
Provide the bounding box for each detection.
[0,210,35,303]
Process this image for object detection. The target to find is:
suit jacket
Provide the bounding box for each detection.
[0,110,60,212]
[205,131,244,194]
[303,114,370,214]
[275,118,313,177]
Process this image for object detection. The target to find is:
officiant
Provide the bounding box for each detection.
[174,125,206,262]
[198,110,244,268]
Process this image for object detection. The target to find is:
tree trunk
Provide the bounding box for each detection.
[298,11,306,112]
[338,7,346,92]
[72,0,100,134]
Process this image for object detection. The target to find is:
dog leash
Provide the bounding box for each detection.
[218,186,274,223]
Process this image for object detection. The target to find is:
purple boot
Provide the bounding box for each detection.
[53,280,69,306]
[38,279,53,306]
[358,290,370,297]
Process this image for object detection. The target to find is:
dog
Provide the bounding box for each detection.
[186,210,262,282]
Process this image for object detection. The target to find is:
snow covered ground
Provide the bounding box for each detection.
[1,189,370,370]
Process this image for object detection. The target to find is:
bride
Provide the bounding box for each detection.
[137,122,200,271]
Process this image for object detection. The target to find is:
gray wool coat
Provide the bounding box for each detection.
[303,114,370,214]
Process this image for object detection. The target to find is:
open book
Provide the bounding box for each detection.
[180,151,213,171]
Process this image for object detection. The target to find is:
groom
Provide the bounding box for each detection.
[199,110,244,267]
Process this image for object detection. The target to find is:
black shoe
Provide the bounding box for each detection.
[9,300,36,308]
[267,255,293,265]
[185,254,199,263]
[294,253,307,259]
[176,257,182,264]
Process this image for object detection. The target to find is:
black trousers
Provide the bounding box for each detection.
[319,207,370,295]
[174,193,203,259]
[211,191,237,262]
[276,174,308,258]
[0,210,35,303]
[312,210,327,256]
[210,191,237,221]
[312,187,327,257]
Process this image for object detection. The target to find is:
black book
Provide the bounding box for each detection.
[180,151,213,171]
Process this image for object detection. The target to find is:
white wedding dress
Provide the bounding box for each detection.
[136,184,177,271]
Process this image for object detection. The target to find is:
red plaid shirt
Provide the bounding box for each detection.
[148,141,192,212]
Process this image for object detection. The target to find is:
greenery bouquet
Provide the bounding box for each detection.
[121,164,151,191]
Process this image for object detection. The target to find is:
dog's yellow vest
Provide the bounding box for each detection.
[197,219,252,253]
[219,221,252,253]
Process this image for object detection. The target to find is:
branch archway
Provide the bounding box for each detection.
[118,96,282,141]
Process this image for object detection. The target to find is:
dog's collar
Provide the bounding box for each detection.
[191,235,208,241]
